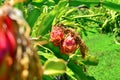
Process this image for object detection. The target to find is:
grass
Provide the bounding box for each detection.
[83,33,120,80]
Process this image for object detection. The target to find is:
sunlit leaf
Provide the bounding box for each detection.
[38,51,56,59]
[44,59,66,75]
[83,55,99,66]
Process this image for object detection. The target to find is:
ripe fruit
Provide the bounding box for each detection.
[6,30,16,57]
[0,16,16,66]
[0,29,7,65]
[50,25,64,46]
[60,33,77,54]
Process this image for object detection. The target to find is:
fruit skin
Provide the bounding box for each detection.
[0,16,16,66]
[60,33,77,54]
[0,29,7,65]
[6,30,16,58]
[50,26,64,46]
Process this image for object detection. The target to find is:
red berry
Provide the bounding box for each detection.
[50,26,64,46]
[60,33,77,54]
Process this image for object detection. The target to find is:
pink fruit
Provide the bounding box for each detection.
[50,26,64,46]
[60,33,77,54]
[6,30,16,57]
[5,16,16,57]
[0,29,7,65]
[0,16,16,65]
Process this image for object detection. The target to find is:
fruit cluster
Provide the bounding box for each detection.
[50,24,88,57]
[51,24,84,55]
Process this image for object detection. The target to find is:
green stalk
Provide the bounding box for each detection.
[74,14,103,18]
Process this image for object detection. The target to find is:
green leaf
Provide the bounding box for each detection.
[66,67,78,80]
[31,2,43,7]
[64,8,78,17]
[44,59,66,75]
[24,0,32,5]
[82,55,99,66]
[0,0,3,5]
[44,42,69,61]
[37,0,68,36]
[67,60,88,80]
[69,50,98,66]
[73,14,103,19]
[103,1,120,11]
[52,0,68,25]
[38,51,56,60]
[46,0,55,6]
[42,75,54,80]
[37,11,55,36]
[69,0,100,7]
[87,76,96,80]
[26,8,40,28]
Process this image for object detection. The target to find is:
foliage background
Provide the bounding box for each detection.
[1,0,120,80]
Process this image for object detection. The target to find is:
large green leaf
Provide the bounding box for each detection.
[67,60,88,80]
[36,0,68,36]
[69,0,120,11]
[44,59,66,75]
[26,8,40,28]
[69,0,100,7]
[37,11,55,36]
[44,42,69,61]
[52,3,68,25]
[103,1,120,11]
[103,0,120,4]
[31,2,44,7]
